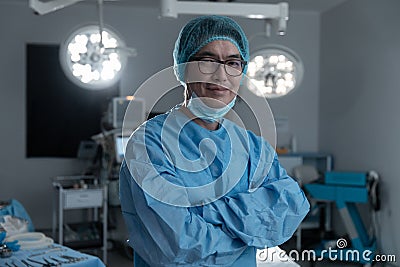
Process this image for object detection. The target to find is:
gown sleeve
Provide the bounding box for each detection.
[202,142,310,248]
[120,137,248,267]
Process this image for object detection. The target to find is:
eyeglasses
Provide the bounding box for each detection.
[190,57,247,77]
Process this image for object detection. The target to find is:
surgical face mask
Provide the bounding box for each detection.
[187,92,236,123]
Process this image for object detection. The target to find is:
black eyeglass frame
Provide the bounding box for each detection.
[190,57,248,77]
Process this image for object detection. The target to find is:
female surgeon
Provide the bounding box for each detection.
[119,15,310,267]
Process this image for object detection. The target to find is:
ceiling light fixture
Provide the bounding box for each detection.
[160,0,289,36]
[29,0,84,15]
[30,0,137,90]
[59,24,128,89]
[246,45,303,98]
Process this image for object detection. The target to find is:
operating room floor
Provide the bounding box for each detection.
[104,241,370,267]
[72,228,380,267]
[38,230,377,267]
[105,250,367,267]
[107,248,133,266]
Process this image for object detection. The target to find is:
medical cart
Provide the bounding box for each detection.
[51,176,108,264]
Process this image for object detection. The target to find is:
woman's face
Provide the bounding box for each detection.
[185,40,243,108]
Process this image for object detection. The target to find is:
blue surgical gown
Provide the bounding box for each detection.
[119,105,310,267]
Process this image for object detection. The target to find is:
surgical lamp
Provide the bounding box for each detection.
[30,0,137,90]
[59,24,129,89]
[160,0,289,36]
[246,45,303,98]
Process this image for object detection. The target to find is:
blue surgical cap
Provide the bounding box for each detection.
[173,15,249,83]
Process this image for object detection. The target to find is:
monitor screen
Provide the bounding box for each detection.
[113,97,145,130]
[114,135,126,163]
[26,44,119,158]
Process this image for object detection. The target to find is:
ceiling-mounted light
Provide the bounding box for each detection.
[246,45,303,98]
[30,0,136,90]
[59,25,128,89]
[161,0,289,36]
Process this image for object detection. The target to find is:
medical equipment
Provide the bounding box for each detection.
[246,45,304,98]
[59,24,129,90]
[29,0,83,15]
[27,257,58,266]
[0,216,29,238]
[29,246,67,257]
[76,140,99,160]
[161,0,288,36]
[0,244,105,267]
[5,232,54,250]
[30,0,289,36]
[0,246,12,258]
[30,0,137,90]
[304,171,380,265]
[0,233,18,260]
[110,96,145,130]
[113,134,126,164]
[0,200,35,233]
[51,176,108,263]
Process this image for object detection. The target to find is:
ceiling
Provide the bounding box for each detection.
[27,0,349,13]
[104,0,349,13]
